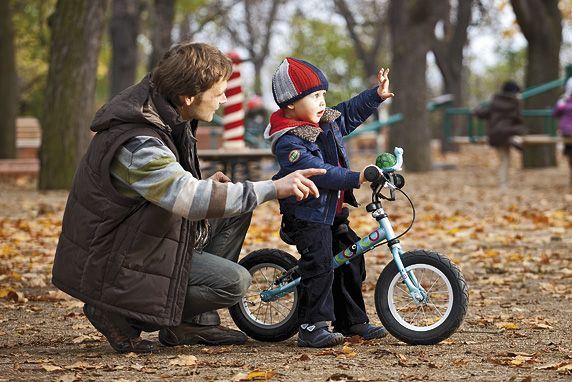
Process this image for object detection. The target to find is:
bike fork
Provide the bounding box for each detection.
[380,215,428,303]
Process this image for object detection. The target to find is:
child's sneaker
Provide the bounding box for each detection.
[339,323,388,340]
[297,322,345,348]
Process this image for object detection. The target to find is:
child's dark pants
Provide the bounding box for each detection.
[282,212,369,330]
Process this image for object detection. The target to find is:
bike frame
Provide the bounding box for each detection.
[260,148,429,305]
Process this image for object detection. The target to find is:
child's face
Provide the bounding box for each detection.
[289,90,326,124]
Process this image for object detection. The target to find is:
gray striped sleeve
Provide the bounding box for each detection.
[109,136,277,221]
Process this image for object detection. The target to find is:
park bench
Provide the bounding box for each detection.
[0,118,41,176]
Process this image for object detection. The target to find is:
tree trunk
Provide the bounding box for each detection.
[148,0,175,71]
[432,0,472,152]
[0,0,18,159]
[39,0,109,190]
[110,0,142,98]
[333,0,386,85]
[511,0,562,168]
[389,0,440,172]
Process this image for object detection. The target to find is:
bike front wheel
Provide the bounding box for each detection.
[375,250,468,345]
[229,249,300,342]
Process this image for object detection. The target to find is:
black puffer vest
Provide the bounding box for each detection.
[52,75,197,326]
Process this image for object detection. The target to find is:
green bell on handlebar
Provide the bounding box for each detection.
[376,152,397,170]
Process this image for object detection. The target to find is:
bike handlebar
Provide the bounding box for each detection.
[364,165,383,182]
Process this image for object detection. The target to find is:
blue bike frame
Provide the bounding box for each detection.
[259,148,428,304]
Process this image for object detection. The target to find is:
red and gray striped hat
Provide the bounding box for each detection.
[272,57,329,108]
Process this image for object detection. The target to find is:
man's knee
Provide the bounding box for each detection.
[225,264,252,300]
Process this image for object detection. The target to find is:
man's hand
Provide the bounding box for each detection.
[273,168,326,201]
[208,171,231,183]
[376,68,394,100]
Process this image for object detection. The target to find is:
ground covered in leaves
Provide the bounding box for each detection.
[0,145,571,381]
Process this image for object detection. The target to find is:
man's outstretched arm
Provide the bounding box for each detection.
[110,136,324,221]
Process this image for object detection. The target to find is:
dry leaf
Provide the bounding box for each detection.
[298,354,311,361]
[341,345,357,357]
[6,290,27,303]
[169,355,198,366]
[537,361,572,371]
[496,322,519,330]
[57,374,80,382]
[72,334,100,344]
[41,364,63,372]
[244,370,277,380]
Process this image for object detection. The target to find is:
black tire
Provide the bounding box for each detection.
[375,250,468,345]
[229,249,300,342]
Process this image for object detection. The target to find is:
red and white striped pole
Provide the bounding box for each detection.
[223,51,245,149]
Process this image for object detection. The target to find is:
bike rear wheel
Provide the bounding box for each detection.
[375,250,468,345]
[229,249,300,342]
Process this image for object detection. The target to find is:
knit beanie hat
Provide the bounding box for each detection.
[272,58,329,108]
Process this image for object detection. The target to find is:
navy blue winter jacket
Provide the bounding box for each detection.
[265,87,383,225]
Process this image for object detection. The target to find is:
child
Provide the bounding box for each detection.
[265,57,394,348]
[553,77,572,186]
[474,81,527,187]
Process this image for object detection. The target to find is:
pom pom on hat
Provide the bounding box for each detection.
[272,58,329,108]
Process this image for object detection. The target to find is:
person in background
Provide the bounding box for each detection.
[553,77,572,187]
[474,80,527,187]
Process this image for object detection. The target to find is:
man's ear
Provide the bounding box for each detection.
[287,104,295,110]
[178,95,195,106]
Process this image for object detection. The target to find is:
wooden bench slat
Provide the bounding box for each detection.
[452,135,572,145]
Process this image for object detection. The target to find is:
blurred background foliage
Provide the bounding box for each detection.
[7,0,572,118]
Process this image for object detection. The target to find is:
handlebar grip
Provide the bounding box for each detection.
[364,165,382,182]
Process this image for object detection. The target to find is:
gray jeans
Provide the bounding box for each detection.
[181,212,253,326]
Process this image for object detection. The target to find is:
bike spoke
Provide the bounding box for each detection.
[425,276,441,293]
[428,302,444,318]
[260,269,272,287]
[396,299,415,312]
[396,285,409,296]
[274,299,292,312]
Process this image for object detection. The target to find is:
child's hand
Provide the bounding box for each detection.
[376,68,394,100]
[359,168,366,184]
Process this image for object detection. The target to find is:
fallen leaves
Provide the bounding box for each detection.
[168,354,198,366]
[1,149,571,381]
[489,352,541,367]
[537,361,572,374]
[232,370,277,381]
[317,345,357,358]
[71,334,101,344]
[495,322,519,330]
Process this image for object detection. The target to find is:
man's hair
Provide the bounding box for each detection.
[152,42,233,106]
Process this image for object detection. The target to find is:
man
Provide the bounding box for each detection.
[52,42,324,353]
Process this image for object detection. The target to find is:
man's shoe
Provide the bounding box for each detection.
[339,323,388,340]
[297,322,345,348]
[83,304,156,353]
[158,323,248,346]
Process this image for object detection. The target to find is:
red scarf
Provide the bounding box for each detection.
[269,109,319,136]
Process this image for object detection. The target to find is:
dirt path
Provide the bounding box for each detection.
[0,146,571,381]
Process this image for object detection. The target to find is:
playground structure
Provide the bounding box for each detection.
[343,64,572,156]
[443,64,572,147]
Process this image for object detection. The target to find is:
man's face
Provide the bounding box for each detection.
[183,79,228,122]
[290,90,326,124]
